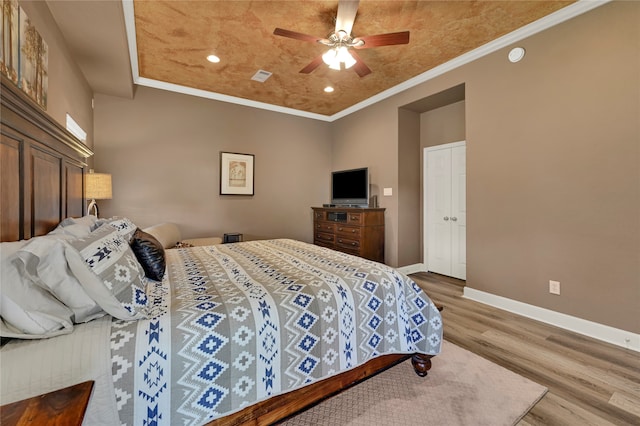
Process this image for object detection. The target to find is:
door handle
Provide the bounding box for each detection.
[443,216,449,221]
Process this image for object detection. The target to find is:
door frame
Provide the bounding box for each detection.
[423,140,466,274]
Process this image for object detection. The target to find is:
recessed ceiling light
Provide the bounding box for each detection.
[324,86,334,93]
[207,54,220,63]
[508,47,526,63]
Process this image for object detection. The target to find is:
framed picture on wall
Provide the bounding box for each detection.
[220,152,254,195]
[1,0,20,84]
[19,6,48,109]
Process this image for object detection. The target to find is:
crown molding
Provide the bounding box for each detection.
[122,0,610,122]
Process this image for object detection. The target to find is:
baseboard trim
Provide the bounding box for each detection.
[396,263,426,275]
[397,265,639,352]
[463,287,640,353]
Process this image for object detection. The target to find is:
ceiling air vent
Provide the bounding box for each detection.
[251,70,272,83]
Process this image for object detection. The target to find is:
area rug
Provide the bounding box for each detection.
[279,340,547,426]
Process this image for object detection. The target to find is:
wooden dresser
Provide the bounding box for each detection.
[312,207,385,263]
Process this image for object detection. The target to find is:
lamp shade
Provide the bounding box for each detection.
[85,172,112,200]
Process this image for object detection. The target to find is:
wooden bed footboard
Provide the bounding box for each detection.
[208,352,434,426]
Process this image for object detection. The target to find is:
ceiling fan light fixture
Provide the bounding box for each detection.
[322,48,338,66]
[337,46,356,69]
[323,46,356,70]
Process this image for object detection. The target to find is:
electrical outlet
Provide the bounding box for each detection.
[549,280,560,295]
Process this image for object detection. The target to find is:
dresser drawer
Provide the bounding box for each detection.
[336,237,360,251]
[336,225,361,238]
[315,232,335,244]
[315,222,336,233]
[347,213,362,224]
[311,207,385,263]
[314,239,334,250]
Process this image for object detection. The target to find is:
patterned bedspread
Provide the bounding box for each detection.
[111,239,442,425]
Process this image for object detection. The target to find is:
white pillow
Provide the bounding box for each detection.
[143,223,181,249]
[16,237,105,324]
[64,225,149,320]
[60,215,100,228]
[48,215,100,238]
[0,240,74,339]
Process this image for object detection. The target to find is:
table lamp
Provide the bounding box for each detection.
[85,169,112,217]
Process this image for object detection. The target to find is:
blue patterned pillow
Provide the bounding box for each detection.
[95,217,138,242]
[64,224,148,320]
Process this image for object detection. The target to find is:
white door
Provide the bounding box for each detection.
[424,142,466,280]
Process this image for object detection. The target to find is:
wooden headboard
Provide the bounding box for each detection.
[1,75,94,242]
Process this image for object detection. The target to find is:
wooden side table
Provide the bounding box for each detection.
[0,381,94,426]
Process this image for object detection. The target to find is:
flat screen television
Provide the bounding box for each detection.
[331,167,369,207]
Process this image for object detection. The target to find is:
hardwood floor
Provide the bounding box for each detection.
[411,272,640,426]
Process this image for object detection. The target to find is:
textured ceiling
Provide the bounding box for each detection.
[131,1,573,117]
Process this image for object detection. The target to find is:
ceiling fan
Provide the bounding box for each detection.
[273,0,409,77]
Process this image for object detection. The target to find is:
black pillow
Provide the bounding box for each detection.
[130,228,166,281]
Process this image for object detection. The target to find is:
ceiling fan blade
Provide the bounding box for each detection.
[335,0,359,36]
[274,28,322,43]
[299,54,325,74]
[349,50,371,77]
[353,31,410,49]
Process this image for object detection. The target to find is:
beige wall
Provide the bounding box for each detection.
[420,101,466,149]
[333,1,639,333]
[463,1,639,333]
[331,99,402,265]
[36,0,637,334]
[398,109,421,266]
[19,1,94,150]
[93,86,332,242]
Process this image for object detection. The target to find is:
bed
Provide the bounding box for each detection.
[0,75,442,425]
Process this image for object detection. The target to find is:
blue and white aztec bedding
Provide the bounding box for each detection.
[110,239,443,425]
